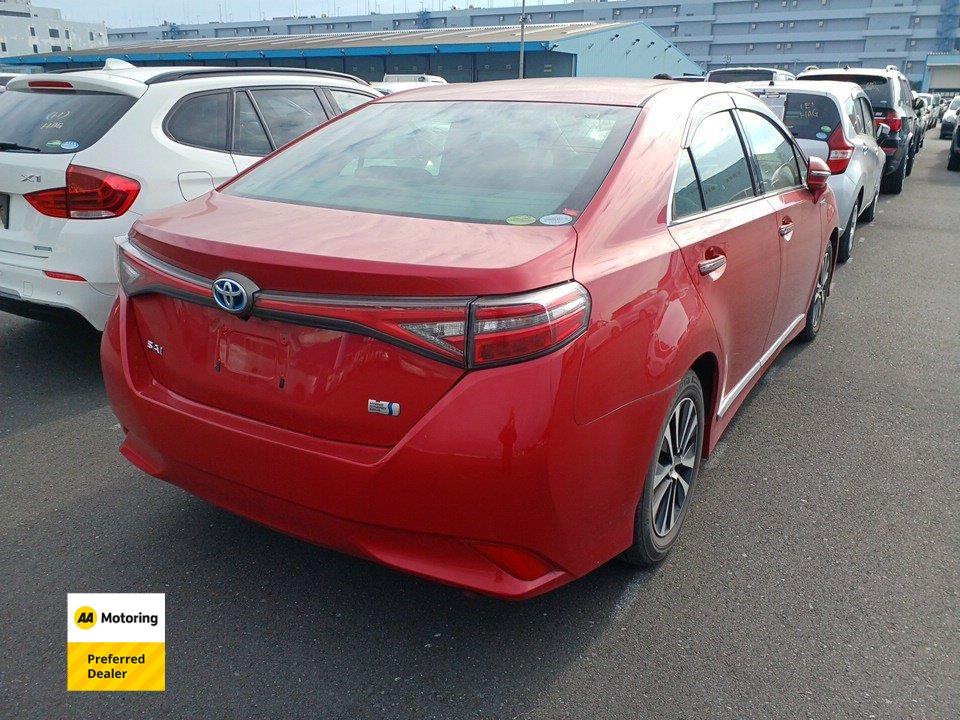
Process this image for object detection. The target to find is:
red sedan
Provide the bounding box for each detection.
[102,78,839,599]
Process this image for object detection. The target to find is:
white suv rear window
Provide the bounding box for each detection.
[0,89,135,154]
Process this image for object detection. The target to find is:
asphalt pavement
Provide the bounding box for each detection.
[1,134,957,720]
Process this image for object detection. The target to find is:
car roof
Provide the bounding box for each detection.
[375,77,677,107]
[739,79,866,99]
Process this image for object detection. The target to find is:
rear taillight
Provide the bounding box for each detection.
[874,110,902,133]
[25,165,140,219]
[119,240,591,368]
[470,283,590,367]
[826,125,853,174]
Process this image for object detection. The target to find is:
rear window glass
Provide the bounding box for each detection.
[224,100,638,225]
[809,74,893,109]
[0,89,135,153]
[166,92,230,152]
[762,92,842,140]
[708,70,774,83]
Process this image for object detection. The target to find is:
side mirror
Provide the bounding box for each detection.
[876,122,891,139]
[807,156,831,196]
[913,97,924,111]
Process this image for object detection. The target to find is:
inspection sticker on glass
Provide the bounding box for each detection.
[67,593,165,692]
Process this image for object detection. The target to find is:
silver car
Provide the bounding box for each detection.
[742,80,885,263]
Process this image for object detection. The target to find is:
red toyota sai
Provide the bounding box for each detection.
[103,79,838,599]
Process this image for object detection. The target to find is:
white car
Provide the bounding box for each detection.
[0,74,25,94]
[742,80,886,263]
[0,59,380,330]
[372,73,447,95]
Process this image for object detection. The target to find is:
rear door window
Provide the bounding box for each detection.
[688,111,755,209]
[737,110,802,193]
[166,91,230,152]
[250,87,328,147]
[858,98,875,137]
[233,91,272,156]
[778,92,842,141]
[0,89,135,153]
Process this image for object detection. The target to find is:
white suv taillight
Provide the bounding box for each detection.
[25,165,140,219]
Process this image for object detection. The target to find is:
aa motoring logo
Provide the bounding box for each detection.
[67,593,165,692]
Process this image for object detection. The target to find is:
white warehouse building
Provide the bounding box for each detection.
[0,0,107,60]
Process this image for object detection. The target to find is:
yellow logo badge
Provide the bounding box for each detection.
[73,606,97,630]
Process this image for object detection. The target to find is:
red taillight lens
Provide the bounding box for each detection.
[826,125,853,174]
[24,165,140,220]
[471,283,590,366]
[874,110,902,133]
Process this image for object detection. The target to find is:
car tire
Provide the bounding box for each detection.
[860,185,879,224]
[622,370,705,568]
[881,154,906,194]
[948,153,960,172]
[798,244,833,343]
[837,199,859,264]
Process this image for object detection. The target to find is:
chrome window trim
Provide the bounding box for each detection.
[716,314,804,419]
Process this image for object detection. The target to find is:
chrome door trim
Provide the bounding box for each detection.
[716,313,804,419]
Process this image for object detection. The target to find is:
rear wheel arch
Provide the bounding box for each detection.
[689,352,719,456]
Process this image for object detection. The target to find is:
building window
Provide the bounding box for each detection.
[613,8,621,16]
[776,43,782,49]
[49,28,60,38]
[748,43,755,51]
[913,16,920,23]
[89,31,94,40]
[789,21,795,28]
[779,21,784,28]
[671,25,678,33]
[65,29,70,39]
[32,44,38,53]
[786,42,792,49]
[51,45,61,51]
[0,42,5,52]
[672,6,679,12]
[906,62,913,69]
[816,42,822,49]
[30,26,36,37]
[818,20,825,27]
[910,39,917,46]
[753,1,759,7]
[498,15,504,22]
[750,22,756,30]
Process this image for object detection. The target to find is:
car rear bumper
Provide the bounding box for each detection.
[102,296,673,599]
[0,260,116,329]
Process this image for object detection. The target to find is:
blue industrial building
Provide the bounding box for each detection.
[0,22,703,81]
[101,0,960,86]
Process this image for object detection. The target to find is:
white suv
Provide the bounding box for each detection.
[0,59,379,330]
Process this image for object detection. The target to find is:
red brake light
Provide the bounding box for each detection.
[28,80,73,89]
[826,125,853,174]
[43,270,86,282]
[471,283,590,367]
[24,165,140,220]
[874,109,902,133]
[471,542,555,581]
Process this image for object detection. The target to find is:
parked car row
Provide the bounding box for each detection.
[0,61,936,599]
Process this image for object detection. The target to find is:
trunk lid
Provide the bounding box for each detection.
[127,193,577,447]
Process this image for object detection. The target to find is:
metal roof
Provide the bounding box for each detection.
[11,22,634,63]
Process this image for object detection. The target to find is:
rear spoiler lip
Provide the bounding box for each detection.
[4,72,148,98]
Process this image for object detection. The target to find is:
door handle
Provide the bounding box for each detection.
[698,255,726,275]
[779,221,794,239]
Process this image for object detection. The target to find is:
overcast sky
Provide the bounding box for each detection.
[50,0,535,28]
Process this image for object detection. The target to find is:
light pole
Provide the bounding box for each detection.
[518,0,527,79]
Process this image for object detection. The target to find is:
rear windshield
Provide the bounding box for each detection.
[808,74,893,109]
[225,100,639,225]
[708,70,774,83]
[950,97,960,111]
[0,90,136,153]
[756,92,842,140]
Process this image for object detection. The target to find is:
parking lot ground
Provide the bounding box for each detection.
[1,134,958,720]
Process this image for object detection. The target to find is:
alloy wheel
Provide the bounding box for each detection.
[651,397,698,537]
[810,248,831,332]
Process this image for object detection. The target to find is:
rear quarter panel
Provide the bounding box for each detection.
[571,97,721,428]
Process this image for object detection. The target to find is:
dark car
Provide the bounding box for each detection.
[799,65,923,194]
[949,122,960,171]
